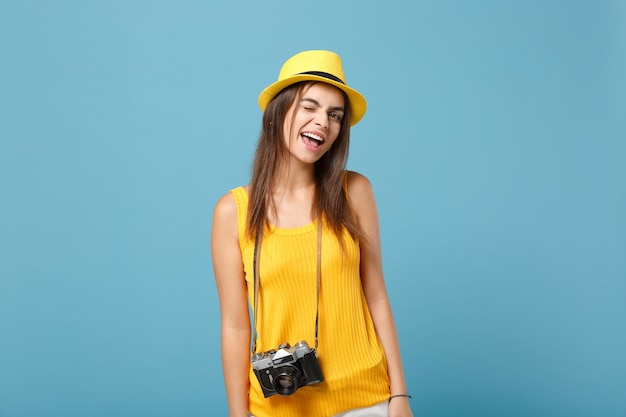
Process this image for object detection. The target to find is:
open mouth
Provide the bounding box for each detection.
[301,132,324,148]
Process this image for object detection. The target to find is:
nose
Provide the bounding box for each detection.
[314,113,328,130]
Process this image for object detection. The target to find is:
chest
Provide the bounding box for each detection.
[269,189,316,229]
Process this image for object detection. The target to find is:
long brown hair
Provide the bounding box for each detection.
[247,81,363,244]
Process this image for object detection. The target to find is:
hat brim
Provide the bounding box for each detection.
[258,74,367,126]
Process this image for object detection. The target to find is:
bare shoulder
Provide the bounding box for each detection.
[346,171,381,246]
[346,170,376,205]
[211,189,242,242]
[213,191,237,220]
[213,185,249,218]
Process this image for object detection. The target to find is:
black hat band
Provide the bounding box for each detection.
[298,71,345,85]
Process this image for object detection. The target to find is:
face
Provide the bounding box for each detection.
[282,82,345,166]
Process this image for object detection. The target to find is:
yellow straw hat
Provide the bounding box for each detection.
[258,50,367,126]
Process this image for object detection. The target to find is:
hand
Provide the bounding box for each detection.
[388,396,414,417]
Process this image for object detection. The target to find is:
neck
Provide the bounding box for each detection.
[274,160,316,194]
[269,161,318,226]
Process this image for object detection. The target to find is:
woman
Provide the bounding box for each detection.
[211,50,414,417]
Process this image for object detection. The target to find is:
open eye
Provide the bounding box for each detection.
[329,111,343,121]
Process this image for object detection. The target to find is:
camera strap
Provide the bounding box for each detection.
[251,218,322,357]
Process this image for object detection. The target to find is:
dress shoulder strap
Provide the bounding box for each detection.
[229,186,249,243]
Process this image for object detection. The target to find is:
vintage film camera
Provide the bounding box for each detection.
[251,340,324,397]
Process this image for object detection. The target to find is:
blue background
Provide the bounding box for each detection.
[1,1,625,416]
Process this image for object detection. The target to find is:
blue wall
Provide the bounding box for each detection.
[1,1,624,416]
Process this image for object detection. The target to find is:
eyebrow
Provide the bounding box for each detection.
[300,98,345,113]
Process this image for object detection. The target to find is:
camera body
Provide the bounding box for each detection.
[251,340,324,397]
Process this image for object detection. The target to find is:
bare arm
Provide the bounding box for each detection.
[211,192,251,417]
[348,172,414,417]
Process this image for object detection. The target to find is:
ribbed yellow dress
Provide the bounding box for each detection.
[231,186,390,417]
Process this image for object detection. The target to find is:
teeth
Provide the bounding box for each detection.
[302,132,324,142]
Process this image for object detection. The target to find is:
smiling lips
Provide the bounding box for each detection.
[301,131,325,150]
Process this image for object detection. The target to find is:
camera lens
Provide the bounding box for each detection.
[273,366,301,396]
